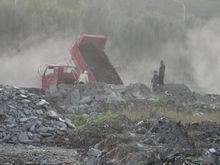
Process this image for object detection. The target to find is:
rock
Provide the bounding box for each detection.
[136,143,144,151]
[21,99,31,104]
[36,99,49,106]
[27,132,33,138]
[37,126,50,133]
[136,127,147,134]
[95,95,107,101]
[137,120,144,126]
[70,89,81,106]
[19,89,26,94]
[20,118,29,122]
[107,92,125,103]
[65,118,76,129]
[6,123,15,128]
[47,111,59,120]
[129,132,136,138]
[24,109,31,115]
[20,94,28,98]
[30,124,36,132]
[18,132,31,143]
[209,148,217,153]
[55,121,67,131]
[7,105,16,109]
[80,96,92,104]
[87,148,102,157]
[143,138,156,146]
[67,106,78,113]
[36,110,44,115]
[32,134,42,142]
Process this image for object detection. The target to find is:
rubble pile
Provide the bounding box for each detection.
[157,84,220,111]
[0,82,219,164]
[0,85,75,144]
[47,82,220,119]
[161,84,196,103]
[83,118,220,165]
[47,83,151,114]
[85,118,206,165]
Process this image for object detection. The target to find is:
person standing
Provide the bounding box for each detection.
[78,70,89,84]
[159,60,165,86]
[151,70,159,92]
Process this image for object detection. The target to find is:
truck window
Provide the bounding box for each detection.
[44,67,54,76]
[63,67,76,73]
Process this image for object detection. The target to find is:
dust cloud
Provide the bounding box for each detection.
[0,36,73,88]
[0,0,219,94]
[107,18,220,95]
[186,18,220,94]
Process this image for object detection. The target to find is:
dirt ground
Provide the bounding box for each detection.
[0,144,82,165]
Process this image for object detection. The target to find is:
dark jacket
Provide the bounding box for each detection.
[159,64,165,75]
[151,74,159,85]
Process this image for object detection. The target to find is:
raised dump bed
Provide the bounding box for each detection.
[70,33,123,85]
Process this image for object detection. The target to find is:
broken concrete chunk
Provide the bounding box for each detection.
[20,94,28,98]
[80,96,92,104]
[20,118,29,122]
[36,110,44,115]
[30,124,36,132]
[37,126,50,133]
[107,92,125,103]
[59,117,65,122]
[18,132,30,143]
[87,148,102,157]
[65,118,76,129]
[21,99,31,104]
[36,99,49,106]
[47,110,59,119]
[55,121,67,129]
[7,105,16,109]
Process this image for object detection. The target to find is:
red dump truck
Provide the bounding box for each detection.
[41,33,123,91]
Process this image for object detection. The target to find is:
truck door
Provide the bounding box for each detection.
[42,66,58,91]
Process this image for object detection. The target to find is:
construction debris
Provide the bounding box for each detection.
[0,83,220,164]
[0,85,75,144]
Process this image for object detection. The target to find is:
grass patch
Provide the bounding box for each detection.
[64,111,119,130]
[64,113,89,130]
[94,111,118,125]
[123,107,220,123]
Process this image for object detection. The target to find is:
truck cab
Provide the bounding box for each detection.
[42,64,78,91]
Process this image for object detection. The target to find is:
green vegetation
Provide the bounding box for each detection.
[65,111,119,130]
[123,107,220,123]
[65,103,220,131]
[94,111,118,124]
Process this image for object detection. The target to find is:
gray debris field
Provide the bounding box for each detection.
[0,85,75,144]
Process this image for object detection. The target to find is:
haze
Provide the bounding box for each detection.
[0,0,219,94]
